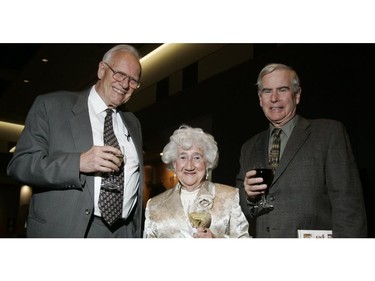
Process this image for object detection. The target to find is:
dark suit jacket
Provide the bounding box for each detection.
[236,116,367,238]
[7,89,144,238]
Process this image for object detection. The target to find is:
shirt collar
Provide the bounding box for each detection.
[269,114,299,138]
[89,86,110,115]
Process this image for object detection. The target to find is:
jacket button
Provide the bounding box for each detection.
[85,209,91,215]
[266,227,270,232]
[269,195,275,201]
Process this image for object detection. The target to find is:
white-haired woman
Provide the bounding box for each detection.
[143,125,250,238]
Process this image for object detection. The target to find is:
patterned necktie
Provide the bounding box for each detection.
[98,108,124,226]
[269,128,282,172]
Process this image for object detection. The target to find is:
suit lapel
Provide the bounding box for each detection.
[70,90,94,199]
[250,132,270,170]
[170,186,186,217]
[196,181,214,198]
[272,117,311,185]
[70,92,93,151]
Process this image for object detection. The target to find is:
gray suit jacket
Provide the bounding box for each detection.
[236,116,367,238]
[7,89,144,238]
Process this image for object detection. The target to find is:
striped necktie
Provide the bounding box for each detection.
[269,128,282,172]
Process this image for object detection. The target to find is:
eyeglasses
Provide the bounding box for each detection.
[103,62,140,89]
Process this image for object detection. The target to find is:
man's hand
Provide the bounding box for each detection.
[80,145,123,173]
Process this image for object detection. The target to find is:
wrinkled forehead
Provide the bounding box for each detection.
[177,145,204,155]
[262,69,293,87]
[109,52,141,76]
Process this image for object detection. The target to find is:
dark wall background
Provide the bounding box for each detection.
[138,44,375,237]
[3,44,374,237]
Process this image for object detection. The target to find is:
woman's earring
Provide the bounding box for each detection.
[205,169,209,180]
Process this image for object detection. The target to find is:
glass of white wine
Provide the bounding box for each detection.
[102,145,126,191]
[188,210,212,229]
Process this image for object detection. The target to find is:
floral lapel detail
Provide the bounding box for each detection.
[192,181,216,212]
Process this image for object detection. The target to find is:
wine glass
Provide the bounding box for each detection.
[188,210,212,229]
[102,145,126,191]
[254,168,274,210]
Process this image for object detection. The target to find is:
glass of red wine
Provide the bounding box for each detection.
[254,168,274,210]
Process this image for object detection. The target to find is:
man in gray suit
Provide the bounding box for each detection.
[7,44,144,238]
[236,63,367,238]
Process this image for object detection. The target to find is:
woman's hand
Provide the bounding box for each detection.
[193,227,215,238]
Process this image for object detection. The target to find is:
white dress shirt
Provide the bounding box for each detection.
[88,86,140,219]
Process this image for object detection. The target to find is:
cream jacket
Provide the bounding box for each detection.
[143,181,250,238]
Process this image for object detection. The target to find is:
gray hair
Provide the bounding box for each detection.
[102,44,141,63]
[256,63,300,95]
[161,125,219,171]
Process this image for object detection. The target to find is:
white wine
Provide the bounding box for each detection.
[188,211,211,228]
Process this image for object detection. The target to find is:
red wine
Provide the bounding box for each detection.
[255,168,274,188]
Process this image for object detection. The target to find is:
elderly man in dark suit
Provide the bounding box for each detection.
[7,44,144,238]
[236,63,367,238]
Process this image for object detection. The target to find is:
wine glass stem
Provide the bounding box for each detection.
[260,194,266,205]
